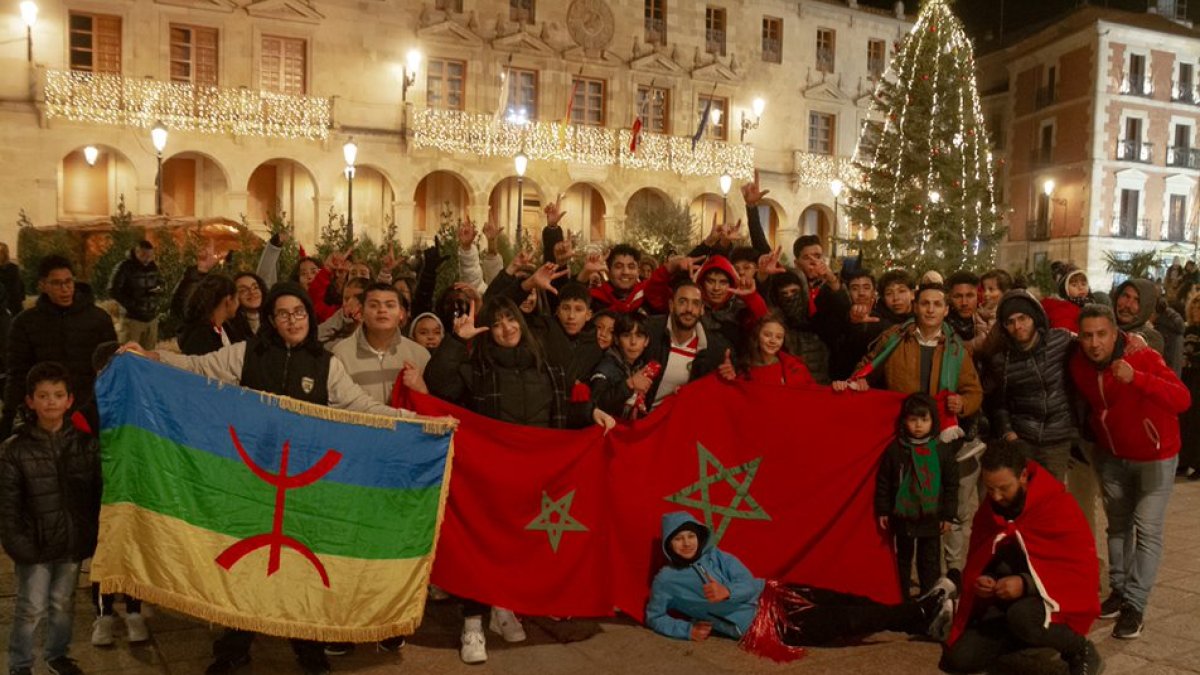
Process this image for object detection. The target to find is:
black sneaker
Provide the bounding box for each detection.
[323,642,353,656]
[46,658,84,675]
[1112,606,1144,639]
[297,654,331,675]
[204,655,251,675]
[1098,592,1124,619]
[1066,640,1103,675]
[377,636,406,652]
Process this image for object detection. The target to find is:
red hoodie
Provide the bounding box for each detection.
[590,279,648,314]
[1068,333,1191,462]
[1041,297,1081,333]
[746,352,815,388]
[307,267,339,323]
[645,256,768,326]
[949,461,1099,646]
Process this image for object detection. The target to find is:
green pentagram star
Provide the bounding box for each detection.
[663,443,770,546]
[525,489,589,553]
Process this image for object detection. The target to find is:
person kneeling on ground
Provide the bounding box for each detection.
[646,512,953,663]
[941,439,1101,675]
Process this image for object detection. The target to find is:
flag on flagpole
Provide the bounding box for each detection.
[691,95,713,151]
[629,81,654,154]
[491,62,512,129]
[558,73,581,148]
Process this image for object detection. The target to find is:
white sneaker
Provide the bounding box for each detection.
[460,619,487,664]
[125,612,149,643]
[91,615,115,646]
[489,607,527,643]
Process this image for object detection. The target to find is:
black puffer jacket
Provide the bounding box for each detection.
[0,424,101,564]
[2,285,118,437]
[986,290,1078,445]
[108,251,162,322]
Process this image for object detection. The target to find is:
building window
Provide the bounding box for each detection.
[507,67,538,121]
[1035,121,1054,164]
[808,112,835,154]
[1118,188,1140,237]
[699,94,728,141]
[510,0,535,23]
[1128,53,1147,95]
[1169,194,1187,241]
[1169,123,1196,168]
[636,85,669,134]
[816,28,835,73]
[705,7,726,57]
[645,0,666,46]
[169,24,218,87]
[867,39,886,77]
[762,17,782,64]
[435,0,463,11]
[1037,65,1056,108]
[68,12,122,74]
[1178,62,1196,102]
[571,77,605,126]
[260,35,306,95]
[427,58,465,110]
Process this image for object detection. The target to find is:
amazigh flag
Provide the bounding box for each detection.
[413,377,904,619]
[691,95,714,150]
[91,354,455,642]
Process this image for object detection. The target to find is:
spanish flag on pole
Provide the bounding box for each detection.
[91,354,455,642]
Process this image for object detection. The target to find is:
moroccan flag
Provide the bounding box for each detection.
[414,377,904,620]
[91,354,455,642]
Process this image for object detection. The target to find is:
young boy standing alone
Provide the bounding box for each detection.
[0,362,101,675]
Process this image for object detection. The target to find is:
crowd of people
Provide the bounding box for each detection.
[1,173,1197,675]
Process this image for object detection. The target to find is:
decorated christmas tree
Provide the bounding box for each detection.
[845,0,1003,274]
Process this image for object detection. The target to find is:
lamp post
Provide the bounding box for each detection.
[83,145,98,167]
[739,97,766,142]
[719,173,733,225]
[514,151,528,247]
[19,1,37,63]
[151,121,168,216]
[830,178,844,260]
[401,49,421,102]
[342,139,358,240]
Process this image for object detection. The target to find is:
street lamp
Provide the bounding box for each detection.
[739,97,766,142]
[514,151,528,246]
[830,179,845,260]
[151,121,168,216]
[343,139,358,239]
[19,1,37,63]
[719,173,732,224]
[401,49,421,102]
[83,145,99,167]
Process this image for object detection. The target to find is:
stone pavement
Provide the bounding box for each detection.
[3,478,1199,675]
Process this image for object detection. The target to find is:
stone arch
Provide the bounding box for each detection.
[336,164,395,243]
[489,176,546,247]
[161,150,231,219]
[624,187,672,219]
[799,203,835,254]
[58,144,138,219]
[757,198,786,247]
[563,182,608,243]
[413,170,472,236]
[689,192,731,240]
[246,158,320,243]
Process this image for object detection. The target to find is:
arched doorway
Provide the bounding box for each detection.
[247,159,319,242]
[624,187,671,218]
[58,145,137,219]
[689,193,731,241]
[336,165,394,243]
[161,152,230,218]
[489,177,545,249]
[564,182,607,242]
[413,171,471,236]
[799,204,833,253]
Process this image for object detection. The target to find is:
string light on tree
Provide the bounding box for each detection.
[845,0,1002,273]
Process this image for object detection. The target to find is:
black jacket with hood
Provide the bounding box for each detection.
[108,250,162,322]
[985,290,1078,445]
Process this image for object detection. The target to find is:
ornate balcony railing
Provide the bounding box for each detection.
[43,69,332,140]
[1116,140,1153,163]
[411,108,754,179]
[1167,146,1200,169]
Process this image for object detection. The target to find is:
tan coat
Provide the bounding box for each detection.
[856,323,983,417]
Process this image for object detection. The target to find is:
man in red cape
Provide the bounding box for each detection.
[942,440,1101,675]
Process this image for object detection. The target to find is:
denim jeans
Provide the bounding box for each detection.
[1096,452,1177,612]
[7,559,81,670]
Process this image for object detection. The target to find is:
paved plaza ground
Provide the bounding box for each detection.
[3,478,1199,675]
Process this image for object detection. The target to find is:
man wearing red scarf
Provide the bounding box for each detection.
[941,440,1101,675]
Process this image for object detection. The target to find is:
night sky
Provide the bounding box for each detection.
[857,0,1200,43]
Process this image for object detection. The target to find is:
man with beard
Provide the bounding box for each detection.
[945,271,990,355]
[941,440,1101,675]
[1114,278,1165,355]
[641,280,730,408]
[1069,304,1190,639]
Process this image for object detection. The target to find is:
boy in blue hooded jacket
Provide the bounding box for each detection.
[646,512,952,661]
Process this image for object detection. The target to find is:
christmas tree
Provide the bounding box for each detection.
[845,0,1002,274]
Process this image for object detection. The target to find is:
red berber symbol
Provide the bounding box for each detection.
[215,426,343,587]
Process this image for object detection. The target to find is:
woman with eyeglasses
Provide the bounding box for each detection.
[227,272,267,341]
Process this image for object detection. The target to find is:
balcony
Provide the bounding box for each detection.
[1173,86,1197,104]
[1111,217,1149,239]
[1122,76,1152,97]
[42,69,331,140]
[816,48,835,73]
[1026,219,1050,241]
[411,108,753,179]
[705,29,726,56]
[1035,86,1057,110]
[1116,140,1153,163]
[1168,146,1200,169]
[644,16,666,45]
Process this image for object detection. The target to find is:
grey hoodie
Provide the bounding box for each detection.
[1115,278,1164,355]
